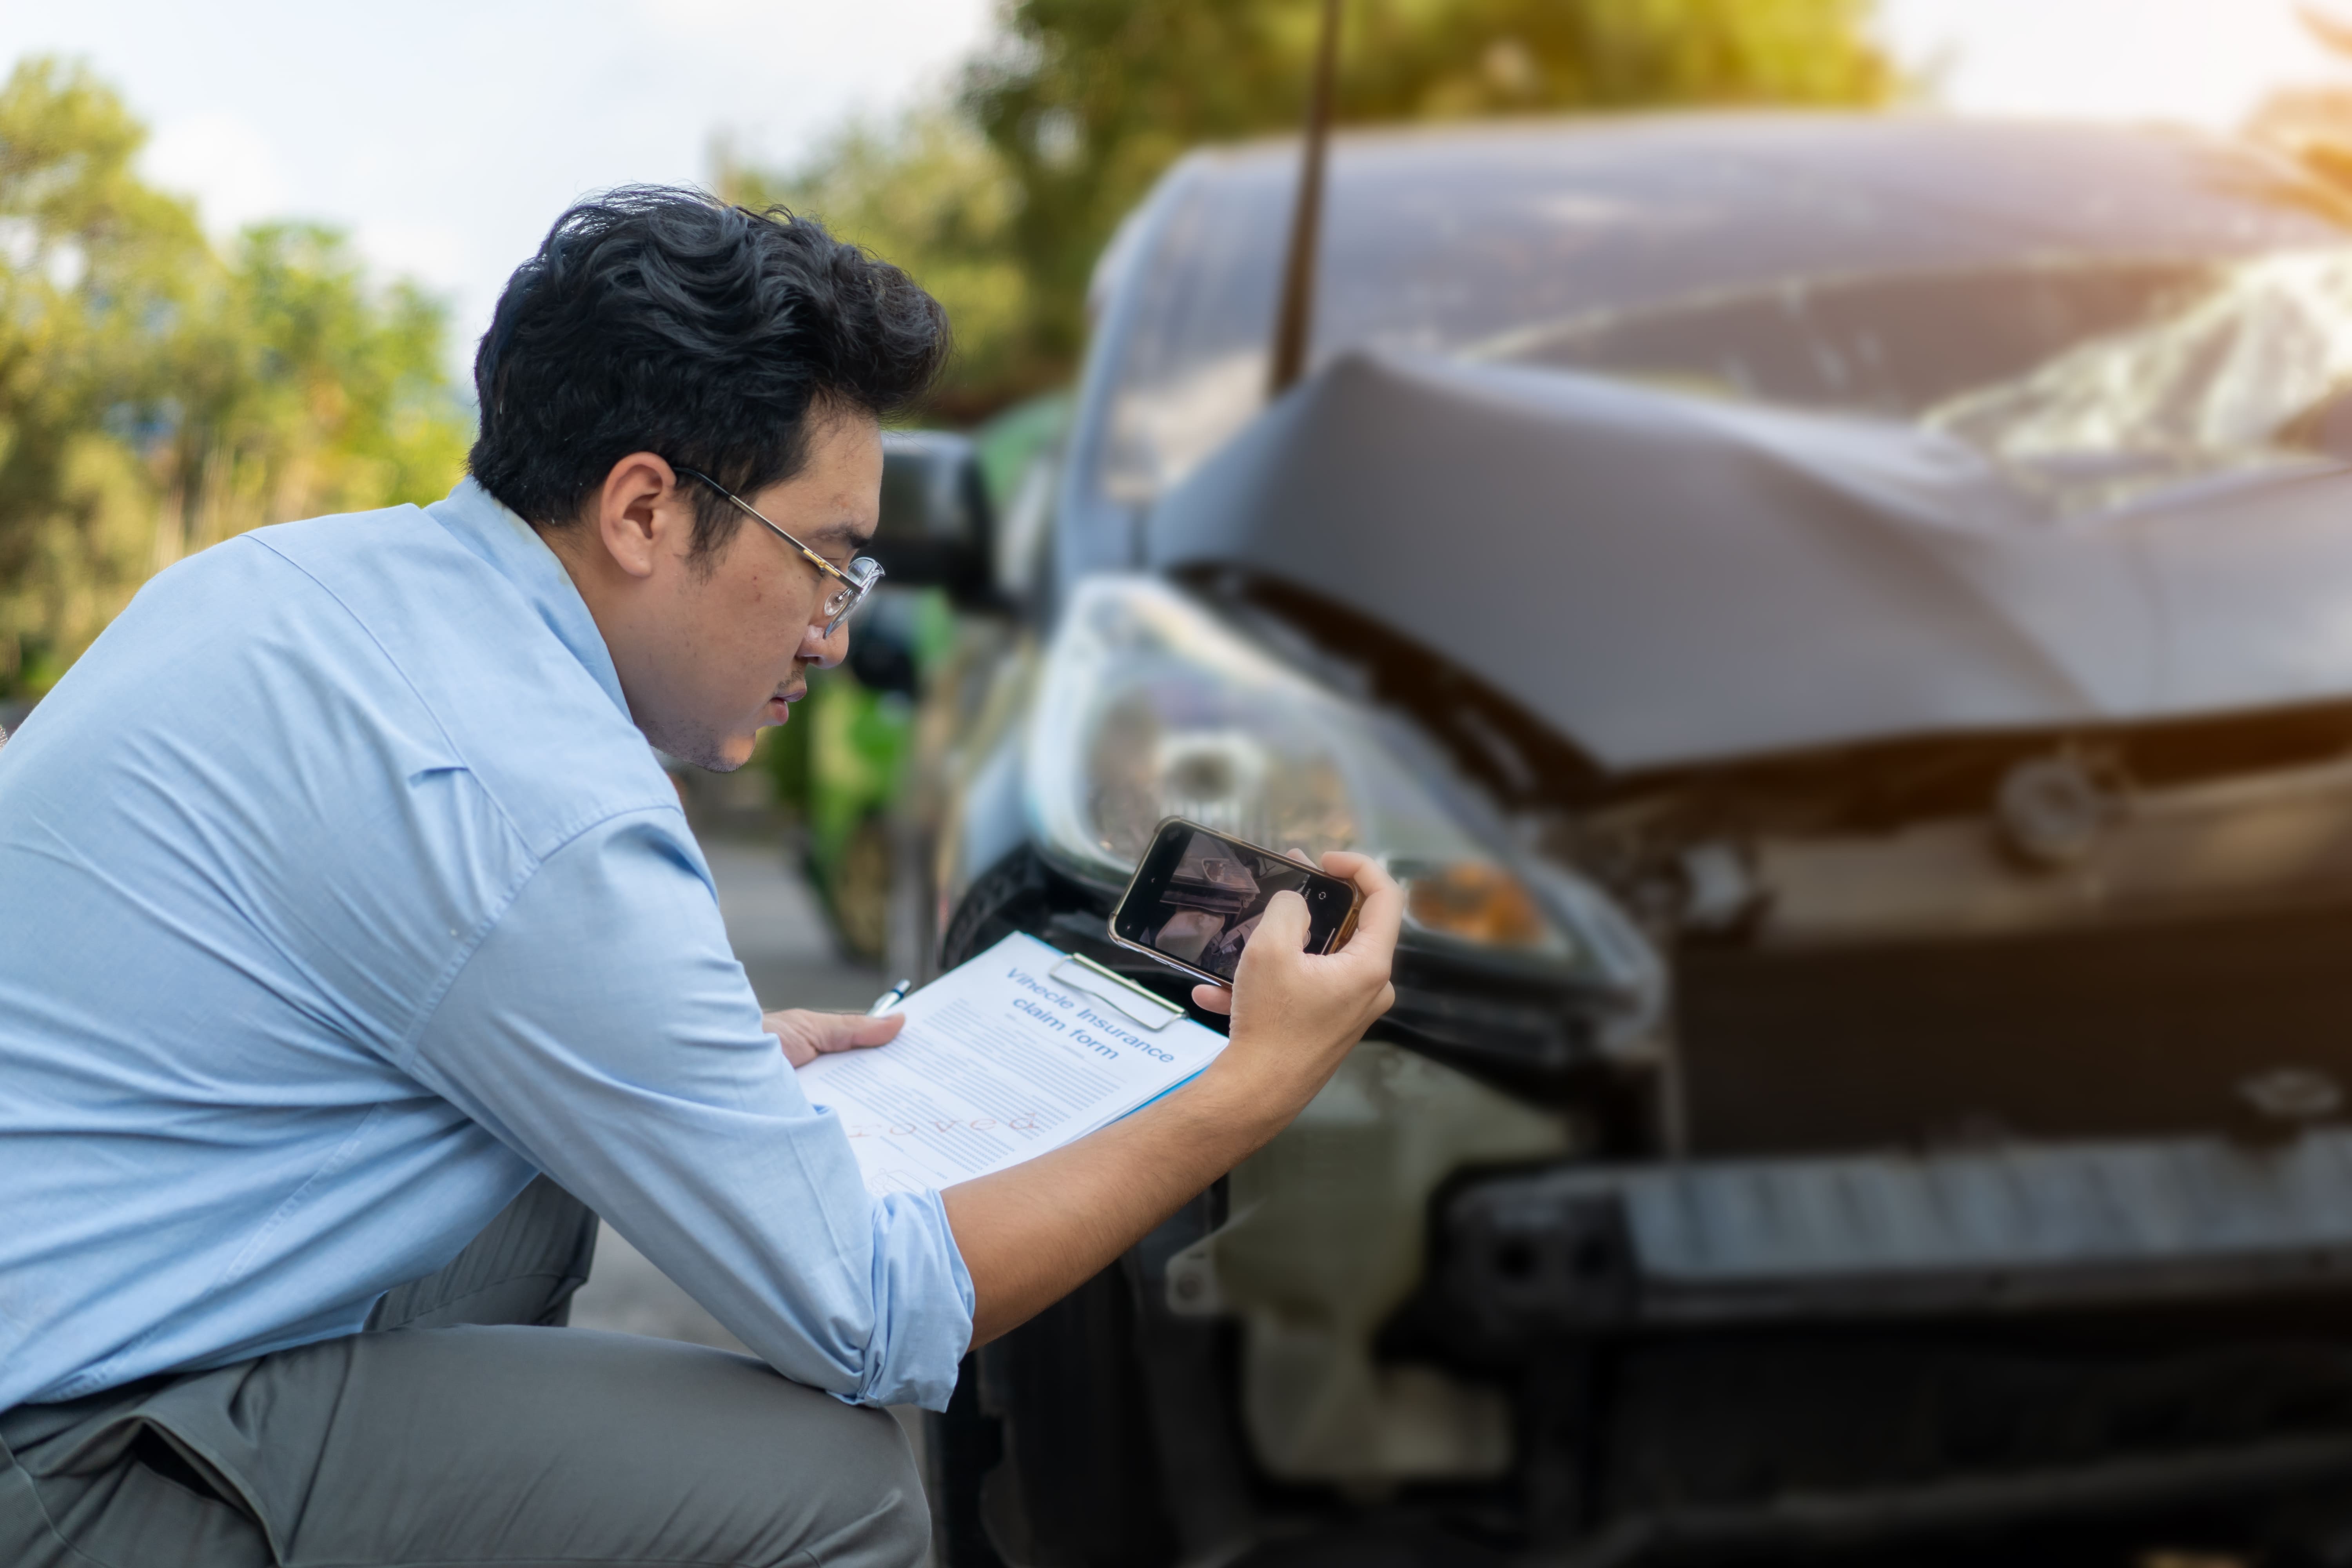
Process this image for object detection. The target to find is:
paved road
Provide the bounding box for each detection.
[568,831,889,1351]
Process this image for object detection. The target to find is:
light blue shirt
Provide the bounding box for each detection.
[0,480,973,1413]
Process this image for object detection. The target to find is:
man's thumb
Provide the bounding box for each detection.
[845,1011,907,1048]
[1250,889,1312,953]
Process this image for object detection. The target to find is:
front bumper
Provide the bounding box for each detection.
[1443,1127,2352,1341]
[940,852,2352,1560]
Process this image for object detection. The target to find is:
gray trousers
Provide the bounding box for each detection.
[0,1178,931,1567]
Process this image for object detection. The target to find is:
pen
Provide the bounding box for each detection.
[866,978,913,1017]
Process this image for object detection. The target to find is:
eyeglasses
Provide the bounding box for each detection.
[674,466,885,638]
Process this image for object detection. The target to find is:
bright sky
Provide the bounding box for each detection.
[2,0,2344,383]
[0,0,998,381]
[1879,0,2339,125]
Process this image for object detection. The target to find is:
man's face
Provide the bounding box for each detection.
[573,408,882,773]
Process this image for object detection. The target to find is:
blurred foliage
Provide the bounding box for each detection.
[2250,7,2352,193]
[727,0,1896,416]
[720,110,1037,423]
[0,56,468,696]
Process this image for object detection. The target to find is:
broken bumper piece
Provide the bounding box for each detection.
[1445,1128,2352,1341]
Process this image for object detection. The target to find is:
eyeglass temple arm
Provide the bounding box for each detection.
[677,466,853,586]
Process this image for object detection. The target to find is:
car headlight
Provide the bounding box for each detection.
[1025,576,1659,1000]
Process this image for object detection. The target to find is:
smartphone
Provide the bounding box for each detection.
[1109,817,1365,989]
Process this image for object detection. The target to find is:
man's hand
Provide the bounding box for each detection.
[764,1008,903,1068]
[942,849,1401,1345]
[1183,849,1400,1142]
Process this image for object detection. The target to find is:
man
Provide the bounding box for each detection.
[0,189,1399,1567]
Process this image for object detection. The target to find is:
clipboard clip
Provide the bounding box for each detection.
[1050,953,1185,1032]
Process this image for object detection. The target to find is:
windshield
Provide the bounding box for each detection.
[1927,249,2352,512]
[1089,116,2349,512]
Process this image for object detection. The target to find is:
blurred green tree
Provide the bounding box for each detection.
[0,57,468,696]
[720,110,1036,423]
[728,0,1896,416]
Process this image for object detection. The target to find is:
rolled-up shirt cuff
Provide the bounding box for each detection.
[844,1185,976,1410]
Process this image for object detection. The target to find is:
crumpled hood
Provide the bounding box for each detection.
[1144,348,2352,774]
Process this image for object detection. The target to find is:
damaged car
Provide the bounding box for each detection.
[865,111,2352,1564]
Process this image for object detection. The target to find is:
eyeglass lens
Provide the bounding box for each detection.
[818,561,878,633]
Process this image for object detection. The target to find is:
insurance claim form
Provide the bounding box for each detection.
[795,932,1230,1196]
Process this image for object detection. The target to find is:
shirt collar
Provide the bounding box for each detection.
[427,478,631,718]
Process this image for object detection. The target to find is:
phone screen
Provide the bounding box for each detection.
[1114,821,1358,983]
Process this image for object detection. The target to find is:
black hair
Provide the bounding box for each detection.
[468,186,947,558]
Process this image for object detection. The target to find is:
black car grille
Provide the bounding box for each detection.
[1597,1334,2352,1523]
[1677,899,2352,1156]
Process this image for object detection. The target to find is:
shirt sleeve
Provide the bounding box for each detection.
[402,807,974,1409]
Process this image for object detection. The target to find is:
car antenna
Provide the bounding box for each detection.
[1267,0,1342,398]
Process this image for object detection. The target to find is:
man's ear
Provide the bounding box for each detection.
[588,452,691,581]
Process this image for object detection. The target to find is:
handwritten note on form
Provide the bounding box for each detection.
[795,932,1229,1196]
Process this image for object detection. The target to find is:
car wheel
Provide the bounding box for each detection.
[929,1265,1182,1568]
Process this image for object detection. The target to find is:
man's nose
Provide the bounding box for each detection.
[800,618,849,669]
